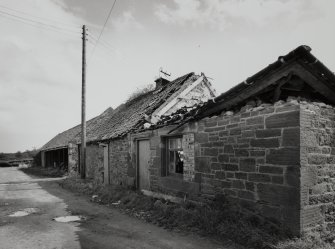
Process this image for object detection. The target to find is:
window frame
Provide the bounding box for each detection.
[163,136,184,177]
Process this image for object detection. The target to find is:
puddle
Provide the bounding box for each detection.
[53,215,85,223]
[9,208,39,217]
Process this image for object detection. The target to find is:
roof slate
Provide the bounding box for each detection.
[40,107,114,151]
[76,72,196,143]
[41,72,196,150]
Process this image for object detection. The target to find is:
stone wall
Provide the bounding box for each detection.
[68,143,79,176]
[80,99,335,235]
[130,128,200,198]
[300,102,335,231]
[194,100,301,234]
[182,133,195,182]
[109,136,131,186]
[86,144,104,183]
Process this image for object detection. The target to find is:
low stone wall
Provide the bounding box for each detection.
[300,102,335,231]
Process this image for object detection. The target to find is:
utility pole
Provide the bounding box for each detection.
[80,25,87,179]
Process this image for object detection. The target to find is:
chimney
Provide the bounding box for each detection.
[155,77,170,90]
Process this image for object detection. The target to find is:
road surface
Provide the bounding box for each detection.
[0,167,238,249]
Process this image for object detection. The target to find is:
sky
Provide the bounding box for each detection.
[0,0,334,153]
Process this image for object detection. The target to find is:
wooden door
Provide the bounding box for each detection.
[138,140,150,190]
[103,145,109,185]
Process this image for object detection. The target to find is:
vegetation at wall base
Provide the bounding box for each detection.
[59,177,334,249]
[20,166,66,178]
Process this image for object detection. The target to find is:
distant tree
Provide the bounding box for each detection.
[0,153,5,160]
[15,151,22,159]
[33,151,41,167]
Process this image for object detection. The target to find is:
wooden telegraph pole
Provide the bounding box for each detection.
[81,25,87,179]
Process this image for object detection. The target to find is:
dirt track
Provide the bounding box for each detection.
[0,168,238,249]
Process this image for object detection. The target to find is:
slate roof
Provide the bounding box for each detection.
[41,107,114,151]
[41,72,198,150]
[75,72,197,142]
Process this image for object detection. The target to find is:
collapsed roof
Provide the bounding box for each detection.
[157,45,335,132]
[41,72,215,150]
[196,45,335,119]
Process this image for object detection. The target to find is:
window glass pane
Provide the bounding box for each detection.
[169,151,175,172]
[177,138,182,149]
[175,151,184,174]
[169,137,182,150]
[169,138,177,149]
[166,137,184,175]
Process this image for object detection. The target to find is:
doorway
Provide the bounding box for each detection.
[137,140,150,190]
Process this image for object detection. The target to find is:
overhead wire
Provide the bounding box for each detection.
[0,4,81,30]
[87,32,117,53]
[87,40,115,60]
[87,37,114,55]
[88,0,117,62]
[0,15,79,38]
[0,9,80,36]
[0,3,123,62]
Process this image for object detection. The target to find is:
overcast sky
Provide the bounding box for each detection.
[0,0,334,153]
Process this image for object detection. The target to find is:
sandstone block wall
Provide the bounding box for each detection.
[300,102,335,231]
[80,99,335,236]
[130,128,199,198]
[194,101,301,233]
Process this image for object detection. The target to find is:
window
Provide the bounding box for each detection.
[166,137,184,175]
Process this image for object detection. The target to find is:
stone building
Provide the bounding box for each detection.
[40,45,335,235]
[40,72,216,182]
[127,45,335,235]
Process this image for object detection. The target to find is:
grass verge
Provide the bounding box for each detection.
[60,177,334,249]
[20,166,66,178]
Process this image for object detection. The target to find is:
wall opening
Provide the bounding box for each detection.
[44,148,68,171]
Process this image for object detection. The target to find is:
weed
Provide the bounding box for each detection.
[60,178,334,249]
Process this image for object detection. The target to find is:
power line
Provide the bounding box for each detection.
[88,0,117,62]
[0,4,81,30]
[0,9,80,35]
[87,33,117,53]
[87,39,116,59]
[87,38,114,55]
[0,14,79,38]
